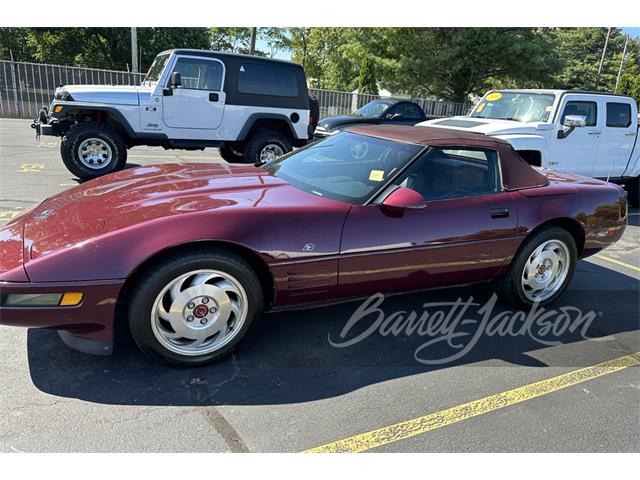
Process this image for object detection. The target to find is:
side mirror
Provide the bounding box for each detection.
[563,115,587,128]
[170,71,182,89]
[382,187,427,209]
[558,114,587,139]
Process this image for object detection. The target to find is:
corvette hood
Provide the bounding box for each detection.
[419,116,545,136]
[24,163,290,259]
[61,84,151,105]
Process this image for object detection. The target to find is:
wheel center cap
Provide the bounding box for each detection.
[193,304,209,318]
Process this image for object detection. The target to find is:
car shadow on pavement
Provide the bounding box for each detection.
[27,260,639,407]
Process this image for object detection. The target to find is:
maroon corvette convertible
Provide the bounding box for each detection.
[0,126,627,366]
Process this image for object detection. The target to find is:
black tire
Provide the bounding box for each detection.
[494,226,577,308]
[308,93,320,134]
[218,145,245,163]
[626,176,639,208]
[244,129,292,165]
[127,248,263,367]
[60,122,127,180]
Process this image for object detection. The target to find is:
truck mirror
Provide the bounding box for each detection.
[170,72,182,89]
[563,115,587,128]
[558,114,587,139]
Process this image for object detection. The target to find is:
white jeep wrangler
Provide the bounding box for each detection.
[32,49,319,179]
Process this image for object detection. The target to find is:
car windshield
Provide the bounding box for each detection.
[470,91,556,123]
[263,132,423,204]
[353,100,395,117]
[143,53,171,83]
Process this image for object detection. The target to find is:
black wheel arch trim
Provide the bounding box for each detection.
[237,113,299,141]
[52,103,139,139]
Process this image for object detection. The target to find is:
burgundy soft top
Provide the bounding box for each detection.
[346,125,549,190]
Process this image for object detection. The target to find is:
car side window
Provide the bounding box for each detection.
[171,57,223,91]
[395,147,501,201]
[238,63,299,97]
[560,101,597,126]
[386,103,424,120]
[606,102,632,127]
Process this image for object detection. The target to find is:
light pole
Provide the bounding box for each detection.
[614,36,629,93]
[249,27,257,55]
[596,27,612,89]
[131,27,139,73]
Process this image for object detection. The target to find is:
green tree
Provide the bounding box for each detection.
[358,54,377,94]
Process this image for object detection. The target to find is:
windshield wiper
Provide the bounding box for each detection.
[502,117,522,122]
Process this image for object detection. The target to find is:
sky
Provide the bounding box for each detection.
[622,27,640,38]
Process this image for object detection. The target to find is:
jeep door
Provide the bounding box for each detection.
[338,147,518,297]
[162,55,226,130]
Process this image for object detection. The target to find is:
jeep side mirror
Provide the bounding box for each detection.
[558,114,587,139]
[170,72,182,89]
[382,187,427,210]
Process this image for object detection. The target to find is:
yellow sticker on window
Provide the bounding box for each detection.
[485,92,503,102]
[545,105,553,112]
[475,102,486,113]
[369,170,385,182]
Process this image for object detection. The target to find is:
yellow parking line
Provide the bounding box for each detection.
[304,352,640,453]
[595,255,640,273]
[19,163,45,172]
[0,211,20,220]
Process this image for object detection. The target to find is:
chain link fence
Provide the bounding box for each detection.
[0,60,468,120]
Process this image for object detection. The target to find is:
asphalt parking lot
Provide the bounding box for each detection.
[0,117,639,452]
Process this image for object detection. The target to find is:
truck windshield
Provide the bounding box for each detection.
[470,91,556,123]
[144,53,170,83]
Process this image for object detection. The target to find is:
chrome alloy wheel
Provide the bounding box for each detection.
[151,269,249,356]
[259,144,284,164]
[521,239,571,303]
[77,138,113,169]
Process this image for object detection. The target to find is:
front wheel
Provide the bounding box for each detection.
[495,226,577,308]
[60,122,127,180]
[128,249,263,367]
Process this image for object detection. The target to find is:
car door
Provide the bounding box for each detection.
[547,95,601,176]
[596,100,637,178]
[162,55,226,130]
[338,147,519,297]
[382,102,426,126]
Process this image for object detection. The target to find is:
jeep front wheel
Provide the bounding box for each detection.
[244,129,292,165]
[60,122,127,180]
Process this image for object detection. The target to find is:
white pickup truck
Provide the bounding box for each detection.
[419,89,640,206]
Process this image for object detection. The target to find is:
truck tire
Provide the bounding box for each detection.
[308,93,320,134]
[218,145,245,163]
[60,122,127,180]
[244,129,292,165]
[626,176,639,208]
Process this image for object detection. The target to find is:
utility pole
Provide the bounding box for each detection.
[249,27,257,55]
[131,27,139,73]
[615,35,629,93]
[596,27,612,89]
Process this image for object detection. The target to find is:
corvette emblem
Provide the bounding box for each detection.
[35,209,54,220]
[302,243,315,252]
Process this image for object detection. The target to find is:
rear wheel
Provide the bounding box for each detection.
[218,145,245,163]
[495,226,577,308]
[626,176,639,208]
[60,122,127,180]
[128,249,263,367]
[244,129,292,165]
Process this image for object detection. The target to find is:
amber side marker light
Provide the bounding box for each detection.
[54,105,63,113]
[59,292,84,306]
[3,292,83,307]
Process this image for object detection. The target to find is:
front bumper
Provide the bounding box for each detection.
[0,279,124,354]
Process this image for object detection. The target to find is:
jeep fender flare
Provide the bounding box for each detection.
[237,113,299,142]
[53,103,138,138]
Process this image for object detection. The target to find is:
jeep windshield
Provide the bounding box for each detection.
[263,131,422,204]
[470,91,556,123]
[353,100,395,118]
[143,53,170,84]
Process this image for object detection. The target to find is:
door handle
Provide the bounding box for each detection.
[490,208,509,218]
[588,130,602,135]
[625,132,637,136]
[209,93,219,102]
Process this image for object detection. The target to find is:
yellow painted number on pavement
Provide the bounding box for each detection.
[19,163,45,172]
[0,211,19,220]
